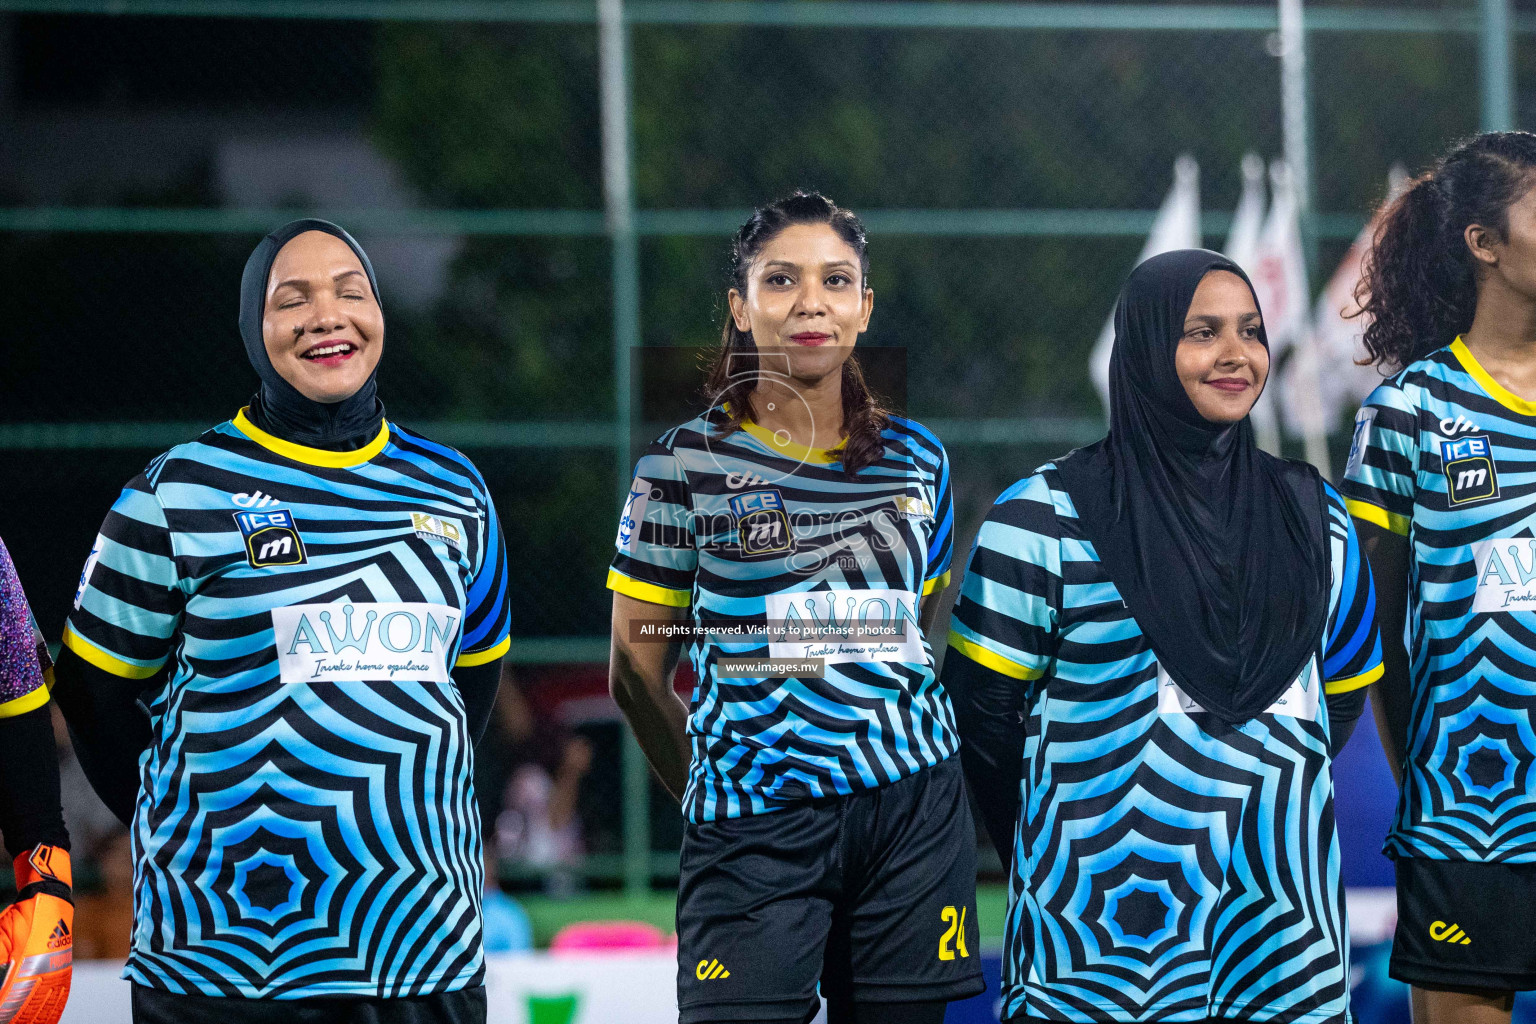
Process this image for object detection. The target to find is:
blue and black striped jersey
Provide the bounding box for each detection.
[63,410,511,999]
[607,407,955,823]
[948,468,1381,1023]
[1342,338,1536,862]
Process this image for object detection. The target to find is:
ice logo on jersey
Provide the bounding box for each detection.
[730,489,792,557]
[1472,538,1536,612]
[763,590,926,665]
[271,602,460,683]
[1441,435,1500,505]
[233,509,308,568]
[617,479,652,552]
[1158,658,1320,720]
[73,535,104,610]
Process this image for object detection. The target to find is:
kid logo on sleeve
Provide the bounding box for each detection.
[411,512,462,548]
[893,495,935,521]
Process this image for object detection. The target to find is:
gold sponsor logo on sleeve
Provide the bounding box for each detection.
[412,512,463,547]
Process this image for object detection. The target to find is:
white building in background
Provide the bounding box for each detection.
[216,135,460,307]
[0,13,457,308]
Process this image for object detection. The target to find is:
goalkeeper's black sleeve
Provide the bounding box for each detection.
[51,645,151,828]
[0,706,68,859]
[943,650,1028,873]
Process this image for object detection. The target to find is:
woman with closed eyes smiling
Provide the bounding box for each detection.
[53,219,512,1024]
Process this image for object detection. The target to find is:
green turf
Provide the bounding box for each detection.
[517,884,1011,949]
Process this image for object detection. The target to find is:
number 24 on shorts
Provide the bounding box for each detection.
[939,906,969,961]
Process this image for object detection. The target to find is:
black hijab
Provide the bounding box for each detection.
[238,218,385,450]
[1054,249,1329,724]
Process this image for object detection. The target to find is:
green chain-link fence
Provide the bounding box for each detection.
[0,0,1526,891]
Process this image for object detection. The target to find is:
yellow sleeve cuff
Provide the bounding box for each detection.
[61,623,165,680]
[455,634,511,668]
[946,629,1045,681]
[0,686,50,720]
[1345,498,1410,537]
[1324,662,1385,695]
[607,568,691,608]
[922,570,952,597]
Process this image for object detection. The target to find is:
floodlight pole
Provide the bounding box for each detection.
[1278,0,1312,248]
[1481,0,1515,131]
[599,0,651,897]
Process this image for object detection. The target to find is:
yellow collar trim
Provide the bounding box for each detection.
[232,408,390,468]
[1451,336,1536,417]
[739,418,845,466]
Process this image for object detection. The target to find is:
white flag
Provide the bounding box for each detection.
[1310,164,1409,430]
[1225,152,1267,269]
[1249,162,1317,456]
[1091,154,1202,413]
[1224,153,1279,451]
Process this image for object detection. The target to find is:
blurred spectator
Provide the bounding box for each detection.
[72,828,134,960]
[481,847,533,954]
[476,667,594,895]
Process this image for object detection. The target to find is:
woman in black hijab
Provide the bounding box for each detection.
[237,218,388,448]
[943,250,1384,1023]
[54,220,511,1022]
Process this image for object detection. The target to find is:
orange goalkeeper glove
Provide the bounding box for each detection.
[0,846,71,1024]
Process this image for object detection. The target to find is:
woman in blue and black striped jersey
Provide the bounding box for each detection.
[947,250,1384,1024]
[51,220,511,1024]
[607,192,983,1024]
[1344,131,1536,1024]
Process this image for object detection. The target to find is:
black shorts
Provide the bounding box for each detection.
[1392,856,1536,991]
[676,756,985,1024]
[130,984,486,1024]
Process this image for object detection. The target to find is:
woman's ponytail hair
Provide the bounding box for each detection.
[704,191,890,477]
[1359,131,1536,371]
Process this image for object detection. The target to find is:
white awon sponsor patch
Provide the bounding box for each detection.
[271,602,460,683]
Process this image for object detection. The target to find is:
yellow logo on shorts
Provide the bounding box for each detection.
[1430,920,1472,945]
[696,958,731,980]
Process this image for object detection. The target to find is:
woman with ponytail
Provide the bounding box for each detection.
[1343,131,1536,1023]
[606,192,981,1024]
